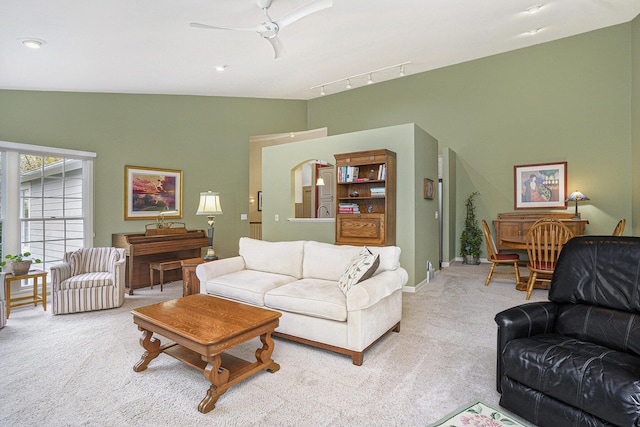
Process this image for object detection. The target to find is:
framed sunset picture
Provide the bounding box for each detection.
[124,165,183,220]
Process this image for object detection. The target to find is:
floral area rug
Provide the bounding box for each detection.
[428,400,533,427]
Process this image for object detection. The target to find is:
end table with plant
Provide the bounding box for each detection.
[1,252,42,276]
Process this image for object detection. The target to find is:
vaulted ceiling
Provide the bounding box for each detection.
[2,0,639,100]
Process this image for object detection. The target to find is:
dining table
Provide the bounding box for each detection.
[499,236,555,292]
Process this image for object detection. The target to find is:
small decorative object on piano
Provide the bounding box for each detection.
[144,210,186,236]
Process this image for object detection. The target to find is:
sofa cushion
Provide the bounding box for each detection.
[556,304,640,359]
[69,248,119,275]
[264,278,347,321]
[338,248,380,295]
[302,241,361,281]
[59,272,113,290]
[239,237,304,278]
[202,269,297,306]
[503,333,640,427]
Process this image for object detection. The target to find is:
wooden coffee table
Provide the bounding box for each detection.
[132,294,281,413]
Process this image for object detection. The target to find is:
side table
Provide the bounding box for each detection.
[5,269,48,318]
[181,257,216,296]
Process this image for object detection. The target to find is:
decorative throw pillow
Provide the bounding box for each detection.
[69,250,84,276]
[338,247,380,295]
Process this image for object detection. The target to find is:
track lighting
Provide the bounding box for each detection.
[310,61,411,96]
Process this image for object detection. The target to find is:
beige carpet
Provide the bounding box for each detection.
[0,263,546,426]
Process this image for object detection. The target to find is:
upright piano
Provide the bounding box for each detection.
[112,230,209,294]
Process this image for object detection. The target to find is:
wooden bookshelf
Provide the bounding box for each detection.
[334,149,396,246]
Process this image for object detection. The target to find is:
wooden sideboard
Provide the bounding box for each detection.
[493,212,588,251]
[112,230,208,294]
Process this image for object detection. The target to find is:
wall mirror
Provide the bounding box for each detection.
[291,160,335,218]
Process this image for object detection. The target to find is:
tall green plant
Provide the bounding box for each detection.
[460,191,482,262]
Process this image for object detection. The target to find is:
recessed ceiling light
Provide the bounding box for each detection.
[215,65,227,72]
[18,38,46,49]
[525,4,544,14]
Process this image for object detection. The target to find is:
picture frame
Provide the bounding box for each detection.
[258,191,263,211]
[514,161,567,210]
[424,178,436,200]
[125,165,183,220]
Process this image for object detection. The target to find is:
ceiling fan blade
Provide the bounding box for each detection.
[275,0,332,30]
[266,35,286,59]
[189,22,264,32]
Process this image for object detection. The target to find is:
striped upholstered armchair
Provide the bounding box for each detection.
[50,247,126,315]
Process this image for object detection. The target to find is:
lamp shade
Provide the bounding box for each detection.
[565,190,590,202]
[196,191,223,215]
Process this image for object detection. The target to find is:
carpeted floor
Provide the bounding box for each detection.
[0,262,546,426]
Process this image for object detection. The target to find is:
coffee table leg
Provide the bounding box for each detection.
[133,328,161,372]
[256,332,280,373]
[199,354,230,413]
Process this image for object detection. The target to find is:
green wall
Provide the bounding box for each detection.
[308,23,635,260]
[261,124,439,286]
[0,91,307,258]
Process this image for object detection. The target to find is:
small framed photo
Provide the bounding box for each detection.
[514,162,567,210]
[424,178,436,200]
[258,191,263,211]
[125,165,183,220]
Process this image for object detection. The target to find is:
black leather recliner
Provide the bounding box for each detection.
[495,236,640,427]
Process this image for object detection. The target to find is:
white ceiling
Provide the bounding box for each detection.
[1,0,639,101]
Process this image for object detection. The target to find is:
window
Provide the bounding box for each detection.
[1,141,95,277]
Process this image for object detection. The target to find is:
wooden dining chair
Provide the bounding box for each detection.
[525,220,574,300]
[481,220,521,286]
[612,218,626,236]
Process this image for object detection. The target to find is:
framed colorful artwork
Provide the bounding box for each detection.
[125,165,183,220]
[514,162,567,210]
[424,178,436,200]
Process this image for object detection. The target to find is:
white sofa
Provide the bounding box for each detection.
[196,237,408,365]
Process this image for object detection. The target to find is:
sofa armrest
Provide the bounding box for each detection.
[196,256,246,290]
[347,268,408,311]
[50,262,72,289]
[113,258,126,290]
[494,301,559,393]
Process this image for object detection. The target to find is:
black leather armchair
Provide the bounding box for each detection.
[495,236,640,427]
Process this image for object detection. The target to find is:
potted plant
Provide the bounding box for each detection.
[1,252,42,276]
[460,191,482,265]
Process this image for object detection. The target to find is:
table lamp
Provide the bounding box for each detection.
[565,190,589,220]
[196,190,223,260]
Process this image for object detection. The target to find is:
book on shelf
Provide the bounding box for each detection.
[377,164,386,180]
[338,202,360,214]
[370,187,385,197]
[339,166,360,182]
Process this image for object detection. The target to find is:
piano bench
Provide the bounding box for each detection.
[149,260,183,292]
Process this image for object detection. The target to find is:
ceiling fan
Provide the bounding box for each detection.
[190,0,333,59]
